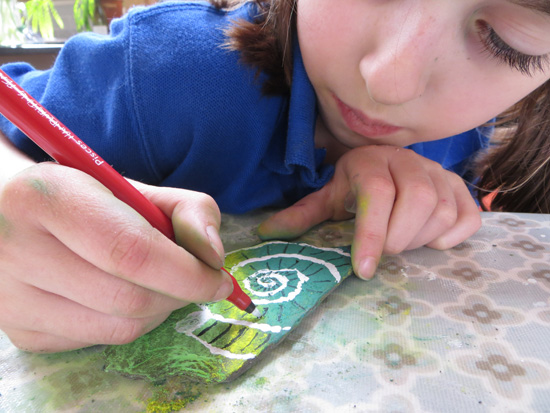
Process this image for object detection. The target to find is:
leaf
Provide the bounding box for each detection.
[24,0,64,40]
[49,1,64,29]
[73,0,95,32]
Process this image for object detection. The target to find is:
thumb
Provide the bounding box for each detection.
[130,181,225,270]
[258,187,335,240]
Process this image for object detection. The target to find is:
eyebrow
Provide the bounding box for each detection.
[511,0,550,15]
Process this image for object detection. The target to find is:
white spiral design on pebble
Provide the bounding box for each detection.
[243,269,309,304]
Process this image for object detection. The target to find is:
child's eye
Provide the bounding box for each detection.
[476,20,549,77]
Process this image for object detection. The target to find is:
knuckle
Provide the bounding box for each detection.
[196,192,218,209]
[363,175,396,198]
[2,170,43,212]
[191,192,220,215]
[1,163,63,218]
[108,225,153,276]
[105,318,145,345]
[359,230,389,253]
[383,240,404,256]
[110,284,154,317]
[433,201,458,229]
[409,181,438,207]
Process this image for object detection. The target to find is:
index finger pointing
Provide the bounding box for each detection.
[350,174,396,280]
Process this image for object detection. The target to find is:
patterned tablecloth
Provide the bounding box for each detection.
[1,211,550,412]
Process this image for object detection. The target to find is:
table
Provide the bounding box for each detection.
[1,211,550,412]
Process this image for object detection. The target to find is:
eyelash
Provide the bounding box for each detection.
[477,21,549,77]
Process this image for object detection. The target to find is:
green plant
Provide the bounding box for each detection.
[25,0,64,40]
[18,0,103,42]
[1,0,113,46]
[0,0,27,45]
[73,0,97,32]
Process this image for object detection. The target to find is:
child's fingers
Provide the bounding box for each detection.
[257,186,339,240]
[1,328,90,353]
[403,170,464,250]
[388,161,460,252]
[132,183,225,269]
[348,171,396,280]
[1,284,169,350]
[3,164,233,305]
[426,175,481,250]
[7,234,189,318]
[383,153,445,254]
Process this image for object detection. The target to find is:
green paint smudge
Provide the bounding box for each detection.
[27,178,51,196]
[254,376,269,388]
[42,361,121,410]
[0,214,12,239]
[357,196,370,214]
[146,387,201,413]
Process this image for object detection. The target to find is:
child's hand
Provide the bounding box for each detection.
[258,145,481,280]
[0,163,233,353]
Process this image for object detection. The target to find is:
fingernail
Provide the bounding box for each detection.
[344,192,357,214]
[206,225,224,268]
[213,269,234,301]
[358,257,377,280]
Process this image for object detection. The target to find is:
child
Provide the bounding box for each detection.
[0,0,549,353]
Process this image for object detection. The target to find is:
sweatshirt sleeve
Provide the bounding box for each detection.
[0,9,158,182]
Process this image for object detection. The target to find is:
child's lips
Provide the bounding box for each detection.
[334,95,402,138]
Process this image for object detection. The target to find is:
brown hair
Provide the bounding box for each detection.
[212,0,550,213]
[476,82,550,213]
[211,0,296,95]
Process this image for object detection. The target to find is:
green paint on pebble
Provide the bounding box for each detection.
[103,241,353,384]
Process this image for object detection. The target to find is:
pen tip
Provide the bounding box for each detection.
[242,300,262,318]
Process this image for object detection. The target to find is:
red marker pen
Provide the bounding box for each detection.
[0,69,260,317]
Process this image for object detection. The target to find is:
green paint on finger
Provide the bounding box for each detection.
[356,195,370,215]
[27,178,51,195]
[0,214,12,239]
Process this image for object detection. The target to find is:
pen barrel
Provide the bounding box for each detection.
[0,69,175,241]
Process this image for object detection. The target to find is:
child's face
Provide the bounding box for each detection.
[297,0,550,149]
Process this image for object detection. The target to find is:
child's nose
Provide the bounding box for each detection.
[359,13,442,106]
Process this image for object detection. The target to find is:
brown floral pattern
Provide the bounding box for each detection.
[377,295,411,316]
[436,260,499,290]
[359,290,432,327]
[516,262,550,292]
[476,354,526,382]
[366,331,439,385]
[373,343,416,370]
[444,295,525,336]
[503,234,549,259]
[376,256,421,285]
[447,239,494,258]
[485,213,538,233]
[456,342,550,399]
